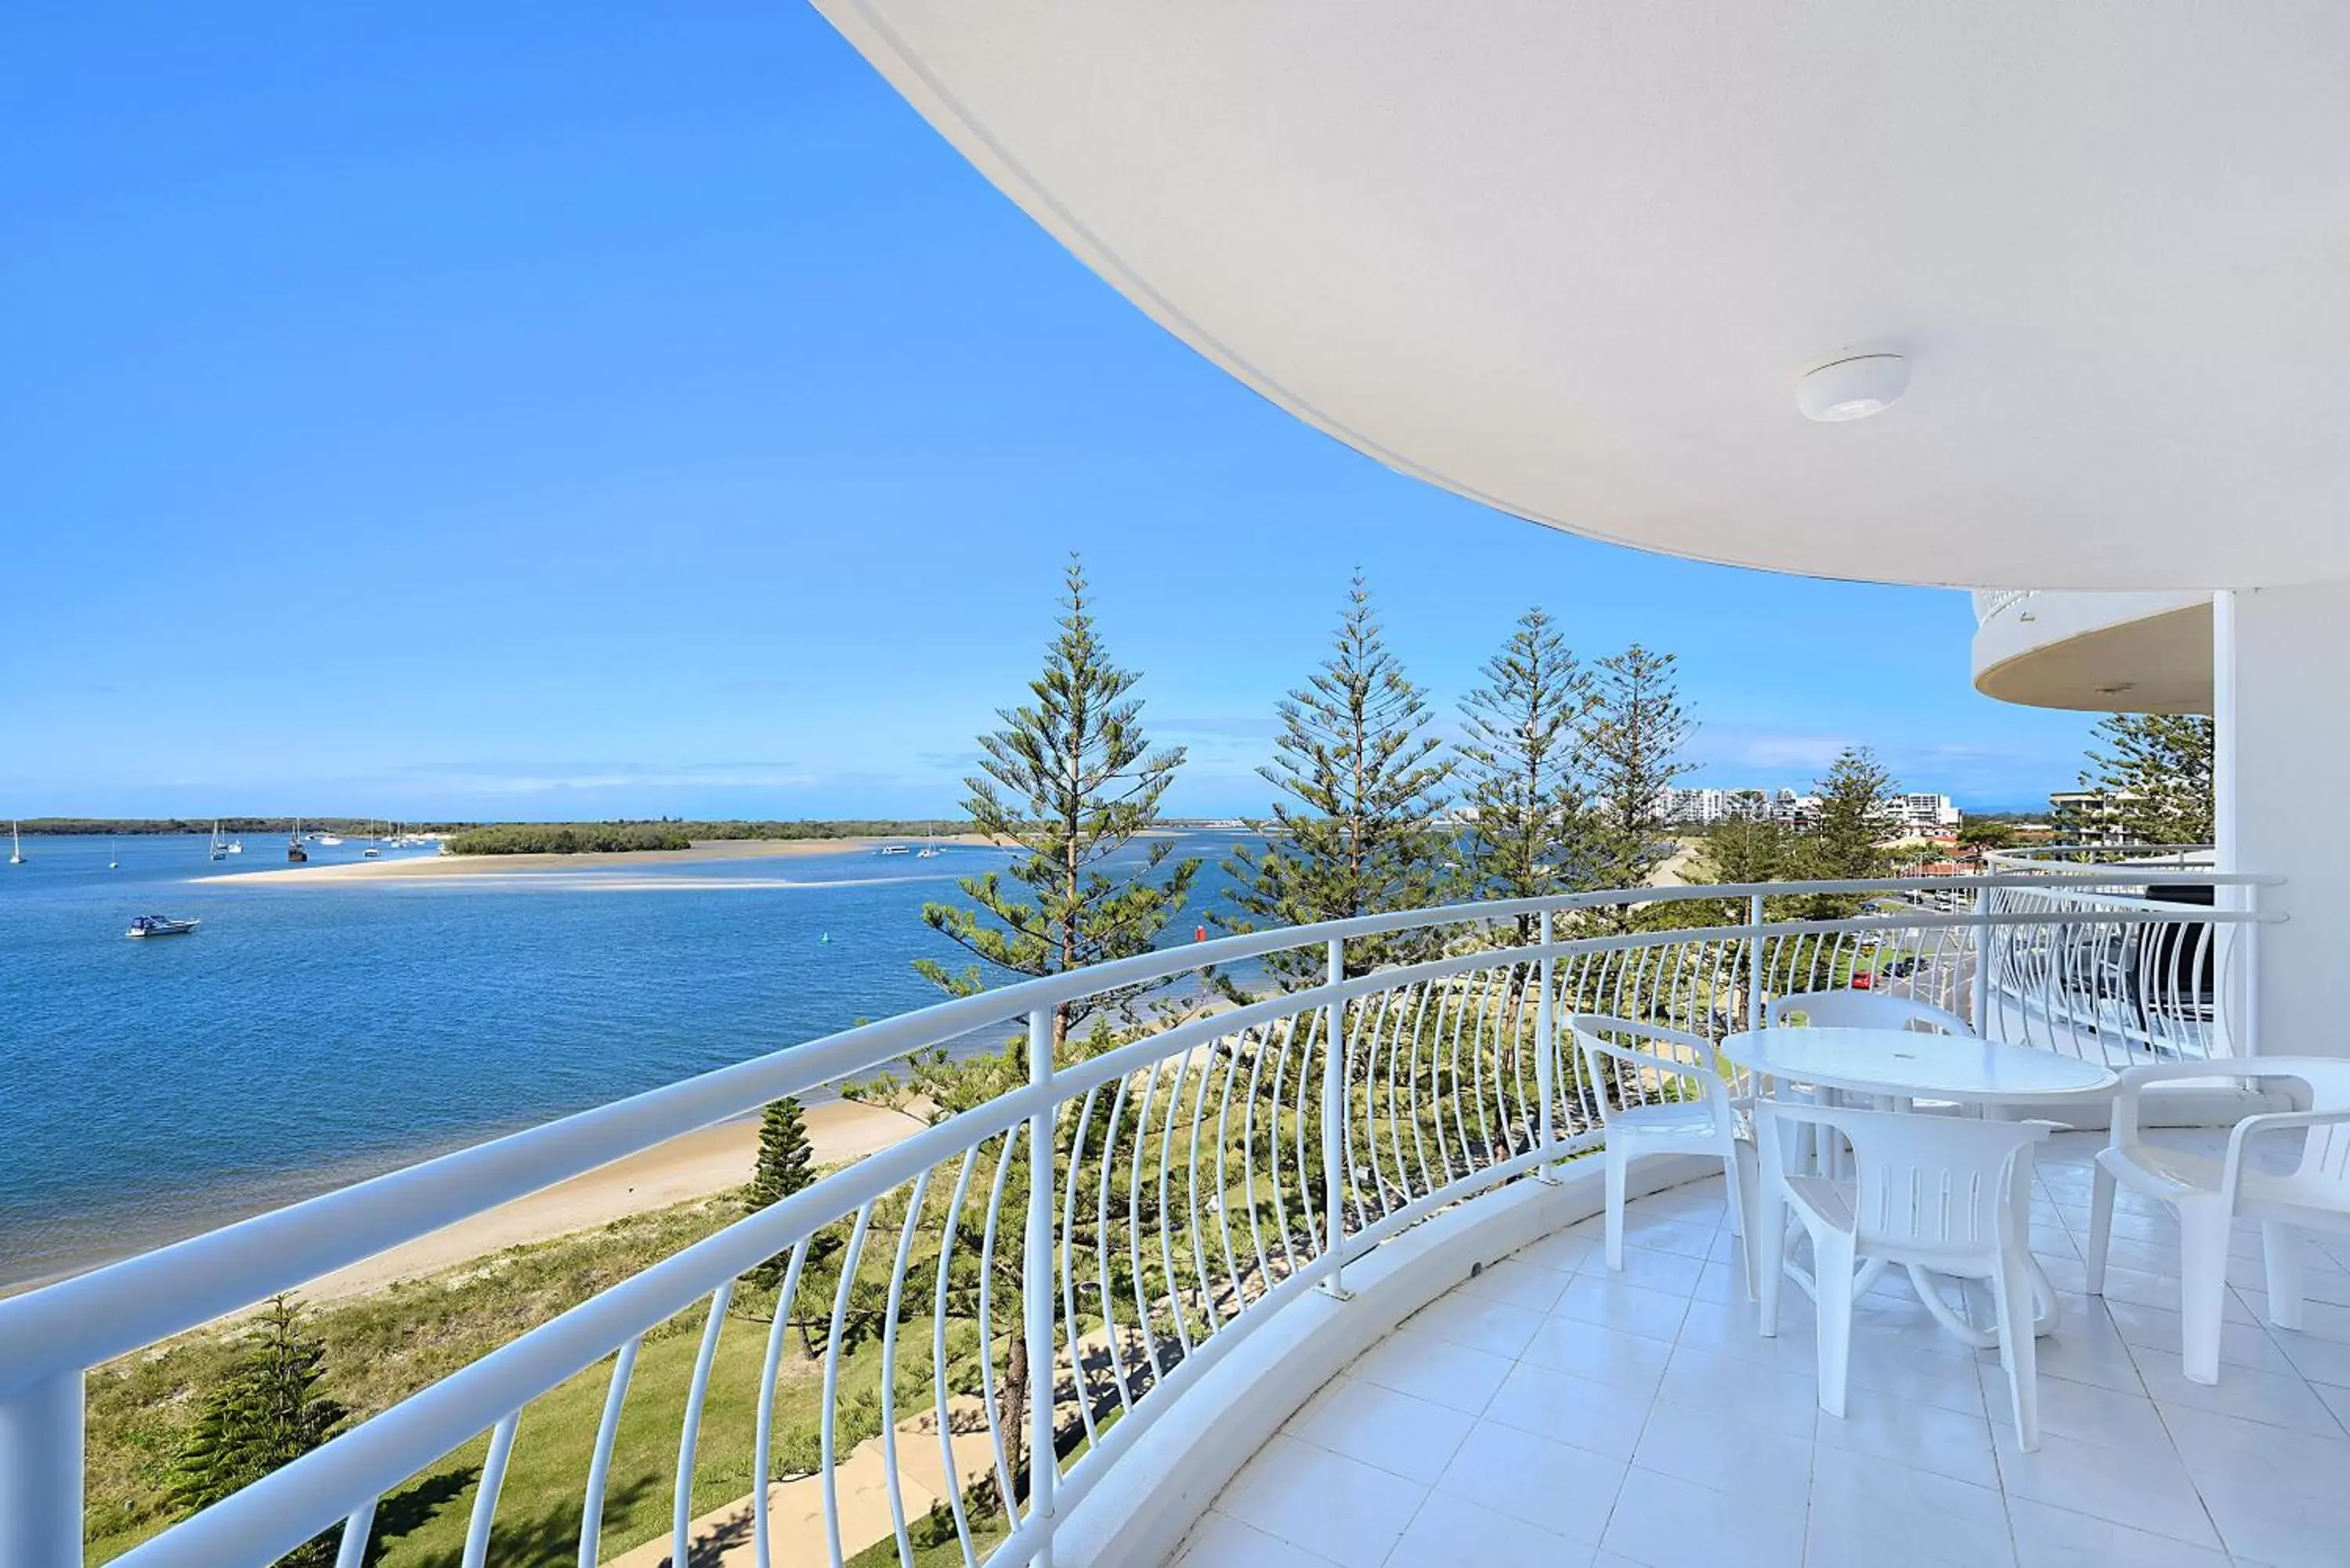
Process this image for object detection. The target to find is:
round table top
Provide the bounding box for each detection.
[1721,1026,2117,1103]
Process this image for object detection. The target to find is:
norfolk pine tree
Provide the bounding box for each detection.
[1457,607,1599,945]
[168,1295,345,1568]
[1220,573,1455,984]
[2080,712,2215,845]
[915,555,1200,1054]
[1578,645,1695,922]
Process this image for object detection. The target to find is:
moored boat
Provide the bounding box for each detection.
[126,915,200,938]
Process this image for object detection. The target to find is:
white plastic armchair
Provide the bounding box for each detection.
[1755,1099,2055,1450]
[1766,988,1974,1035]
[1568,1013,1756,1296]
[2087,1057,2350,1385]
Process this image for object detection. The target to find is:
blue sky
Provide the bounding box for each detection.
[0,7,2097,820]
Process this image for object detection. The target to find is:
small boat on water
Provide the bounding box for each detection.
[225,839,243,854]
[8,822,23,865]
[127,915,200,938]
[209,821,229,862]
[361,846,381,858]
[288,818,309,864]
[878,844,912,856]
[317,833,343,846]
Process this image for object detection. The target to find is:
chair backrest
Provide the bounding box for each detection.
[1767,988,1972,1035]
[2255,1058,2350,1200]
[1756,1099,2049,1259]
[1566,1013,1731,1127]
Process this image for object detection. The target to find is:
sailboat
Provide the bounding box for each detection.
[209,822,228,862]
[287,818,309,864]
[8,822,22,865]
[107,837,118,870]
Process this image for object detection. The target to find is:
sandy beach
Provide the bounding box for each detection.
[193,834,1003,886]
[299,1097,924,1302]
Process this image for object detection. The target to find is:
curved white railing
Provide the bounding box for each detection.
[0,873,2281,1568]
[1984,844,2214,874]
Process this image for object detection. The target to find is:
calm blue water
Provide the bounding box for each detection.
[0,832,1249,1287]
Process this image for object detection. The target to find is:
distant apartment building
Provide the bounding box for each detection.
[1654,786,1830,827]
[1896,792,1963,835]
[2048,788,2141,846]
[1654,786,1960,836]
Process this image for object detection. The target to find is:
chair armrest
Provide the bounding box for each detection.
[2220,1108,2350,1209]
[2110,1061,2276,1149]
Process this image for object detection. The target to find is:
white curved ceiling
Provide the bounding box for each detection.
[814,2,2350,590]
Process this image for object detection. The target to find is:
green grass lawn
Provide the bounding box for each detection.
[85,1189,1017,1567]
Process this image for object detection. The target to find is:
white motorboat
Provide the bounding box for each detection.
[127,915,200,938]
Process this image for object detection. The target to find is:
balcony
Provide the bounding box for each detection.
[0,872,2316,1568]
[1177,1129,2348,1568]
[1970,590,2214,715]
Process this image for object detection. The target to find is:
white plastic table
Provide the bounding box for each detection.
[1722,1027,2117,1346]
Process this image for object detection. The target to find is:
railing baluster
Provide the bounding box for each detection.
[461,1411,519,1568]
[673,1282,735,1568]
[1320,936,1350,1298]
[334,1498,377,1568]
[879,1169,932,1566]
[753,1238,811,1568]
[1025,1003,1059,1560]
[0,1372,81,1568]
[579,1335,640,1568]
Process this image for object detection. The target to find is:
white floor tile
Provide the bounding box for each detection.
[1214,1433,1429,1568]
[1842,1331,1989,1417]
[1994,1426,2221,1550]
[2160,1406,2350,1568]
[1981,1367,2173,1454]
[1380,1489,1595,1568]
[1513,1229,1599,1275]
[1430,1418,1627,1544]
[1481,1360,1654,1459]
[1657,1344,1817,1440]
[1580,1241,1706,1296]
[1632,1395,1814,1508]
[1518,1316,1675,1395]
[1455,1256,1573,1312]
[1817,1386,2001,1488]
[1282,1375,1478,1485]
[1552,1274,1690,1344]
[1405,1290,1549,1359]
[2132,1353,2349,1439]
[1353,1325,1514,1415]
[2005,1495,2229,1568]
[1612,1218,1719,1263]
[1173,1509,1349,1568]
[2106,1297,2305,1377]
[1806,1445,2014,1568]
[1598,1465,1806,1568]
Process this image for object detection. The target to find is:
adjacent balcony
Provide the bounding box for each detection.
[1970,590,2214,714]
[2,869,2321,1568]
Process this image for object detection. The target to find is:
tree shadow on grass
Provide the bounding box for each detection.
[369,1471,656,1568]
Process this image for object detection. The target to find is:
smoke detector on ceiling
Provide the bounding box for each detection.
[1797,353,1909,422]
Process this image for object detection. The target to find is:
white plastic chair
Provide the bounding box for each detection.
[1568,1013,1757,1297]
[1766,988,1973,1035]
[2086,1058,2350,1385]
[1755,1098,2054,1450]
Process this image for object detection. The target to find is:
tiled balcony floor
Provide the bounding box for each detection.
[1167,1133,2350,1568]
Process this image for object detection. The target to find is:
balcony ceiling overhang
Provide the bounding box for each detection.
[815,2,2350,591]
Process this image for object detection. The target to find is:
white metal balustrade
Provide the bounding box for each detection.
[0,873,2280,1568]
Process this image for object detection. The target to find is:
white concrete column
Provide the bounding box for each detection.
[2220,581,2350,1058]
